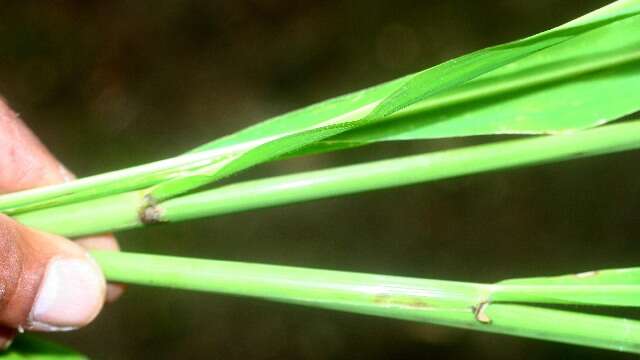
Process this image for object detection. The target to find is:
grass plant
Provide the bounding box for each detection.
[2,0,640,357]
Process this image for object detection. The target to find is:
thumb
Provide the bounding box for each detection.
[0,215,105,333]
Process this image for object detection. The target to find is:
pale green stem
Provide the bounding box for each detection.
[15,120,640,238]
[92,251,640,353]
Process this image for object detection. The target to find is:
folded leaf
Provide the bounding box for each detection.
[499,267,640,286]
[492,267,640,307]
[299,13,640,152]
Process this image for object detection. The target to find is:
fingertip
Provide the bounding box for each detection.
[0,220,107,332]
[26,255,106,332]
[106,284,127,303]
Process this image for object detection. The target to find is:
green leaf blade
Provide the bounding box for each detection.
[305,13,640,150]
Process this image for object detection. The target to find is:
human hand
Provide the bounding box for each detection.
[0,98,123,350]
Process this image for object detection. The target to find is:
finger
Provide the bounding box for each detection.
[75,236,126,303]
[0,215,106,332]
[0,97,124,301]
[0,98,73,192]
[0,326,16,351]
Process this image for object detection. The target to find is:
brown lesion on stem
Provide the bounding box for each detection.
[472,301,492,324]
[373,294,433,310]
[138,194,165,225]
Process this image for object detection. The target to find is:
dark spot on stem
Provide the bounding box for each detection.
[138,194,165,225]
[373,295,432,309]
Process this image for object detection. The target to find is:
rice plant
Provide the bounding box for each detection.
[2,0,640,357]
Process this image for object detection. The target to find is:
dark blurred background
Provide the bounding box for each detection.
[2,1,640,359]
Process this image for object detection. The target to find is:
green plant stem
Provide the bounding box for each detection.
[15,120,640,238]
[161,120,640,223]
[91,251,640,353]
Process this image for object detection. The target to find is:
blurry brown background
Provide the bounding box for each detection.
[2,1,640,359]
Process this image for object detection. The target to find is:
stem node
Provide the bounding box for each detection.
[139,194,165,225]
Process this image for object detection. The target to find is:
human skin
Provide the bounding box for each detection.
[0,98,123,350]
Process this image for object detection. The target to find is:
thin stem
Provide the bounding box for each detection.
[162,121,640,224]
[91,251,640,353]
[15,120,640,237]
